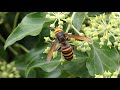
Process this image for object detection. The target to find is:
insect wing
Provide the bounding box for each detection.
[65,34,91,42]
[47,38,59,62]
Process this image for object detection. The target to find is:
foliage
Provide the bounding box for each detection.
[0,12,120,78]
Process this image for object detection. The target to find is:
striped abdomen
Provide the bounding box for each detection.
[61,43,73,61]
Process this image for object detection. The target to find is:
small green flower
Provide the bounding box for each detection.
[52,51,58,59]
[99,41,104,48]
[2,72,8,78]
[59,58,65,65]
[106,25,112,30]
[95,74,104,78]
[50,30,55,38]
[81,47,86,52]
[50,24,55,28]
[49,16,56,21]
[8,74,14,78]
[44,37,52,42]
[65,17,71,24]
[84,42,89,47]
[86,47,91,51]
[107,40,112,48]
[45,14,51,19]
[43,47,50,54]
[114,42,118,46]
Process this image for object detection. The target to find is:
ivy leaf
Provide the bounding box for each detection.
[86,41,120,76]
[4,12,50,49]
[72,12,88,31]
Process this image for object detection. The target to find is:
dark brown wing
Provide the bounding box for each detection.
[47,38,59,62]
[65,34,91,42]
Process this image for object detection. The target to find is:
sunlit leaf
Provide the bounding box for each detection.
[86,41,120,76]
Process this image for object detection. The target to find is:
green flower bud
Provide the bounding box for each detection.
[60,14,65,19]
[44,37,52,42]
[7,64,11,69]
[83,27,91,31]
[112,71,119,76]
[107,40,112,48]
[92,36,99,41]
[8,74,14,78]
[12,67,17,72]
[2,72,8,78]
[118,46,120,51]
[52,51,57,59]
[110,19,116,24]
[15,74,20,78]
[108,33,112,37]
[114,28,120,34]
[49,16,56,21]
[58,21,63,25]
[59,58,65,65]
[99,41,104,48]
[115,37,119,42]
[74,41,82,46]
[58,25,63,29]
[73,54,77,59]
[84,42,89,47]
[111,75,117,78]
[64,12,70,16]
[43,47,50,54]
[77,46,81,51]
[86,47,91,51]
[95,16,99,21]
[50,30,55,38]
[70,38,75,43]
[85,31,92,36]
[50,24,55,28]
[66,18,71,24]
[1,66,5,71]
[118,43,120,47]
[103,71,112,77]
[98,25,104,30]
[95,74,103,78]
[81,47,86,52]
[91,22,97,28]
[100,37,105,42]
[93,31,98,36]
[103,35,108,40]
[114,42,118,46]
[45,14,50,18]
[79,33,84,36]
[106,25,112,30]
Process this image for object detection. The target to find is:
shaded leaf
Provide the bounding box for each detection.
[73,12,88,31]
[4,12,50,49]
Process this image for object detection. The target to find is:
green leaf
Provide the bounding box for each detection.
[73,12,88,31]
[4,12,50,49]
[86,41,120,76]
[88,12,101,17]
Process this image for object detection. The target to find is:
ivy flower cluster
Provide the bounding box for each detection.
[0,61,20,78]
[82,12,120,50]
[95,70,119,78]
[46,12,70,29]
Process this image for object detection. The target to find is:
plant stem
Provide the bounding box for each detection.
[0,34,18,56]
[65,24,71,33]
[13,12,20,29]
[71,12,76,21]
[65,12,76,33]
[15,43,30,53]
[71,25,81,35]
